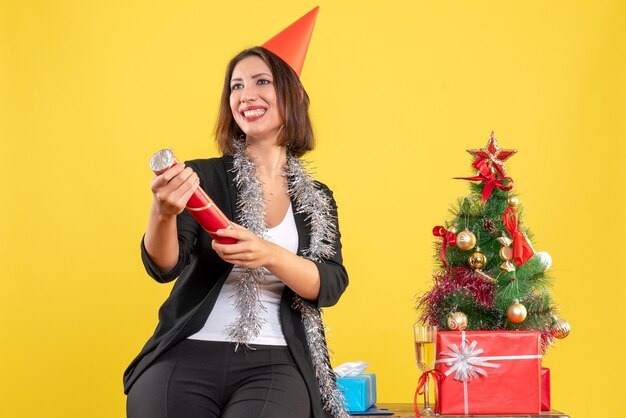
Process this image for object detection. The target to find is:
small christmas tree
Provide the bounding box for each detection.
[417,132,570,352]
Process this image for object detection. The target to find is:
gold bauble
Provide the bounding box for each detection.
[497,236,513,247]
[551,319,571,339]
[468,250,487,270]
[500,261,516,272]
[499,246,513,261]
[506,299,527,323]
[456,229,477,251]
[448,225,459,234]
[447,311,468,331]
[507,196,519,207]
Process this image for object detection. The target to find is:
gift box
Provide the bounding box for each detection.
[541,367,551,411]
[337,374,377,412]
[435,331,542,415]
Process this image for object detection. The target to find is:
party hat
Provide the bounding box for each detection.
[262,6,319,77]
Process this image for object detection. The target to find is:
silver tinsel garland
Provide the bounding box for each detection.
[229,139,348,418]
[227,142,270,347]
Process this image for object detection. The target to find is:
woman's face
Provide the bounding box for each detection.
[229,55,283,143]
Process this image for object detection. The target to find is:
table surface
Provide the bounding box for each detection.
[357,403,570,418]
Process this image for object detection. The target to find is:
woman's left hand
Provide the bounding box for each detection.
[213,223,321,300]
[211,223,275,268]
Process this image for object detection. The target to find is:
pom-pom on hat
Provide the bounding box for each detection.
[262,6,319,77]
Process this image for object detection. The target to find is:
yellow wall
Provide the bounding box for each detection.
[2,1,624,416]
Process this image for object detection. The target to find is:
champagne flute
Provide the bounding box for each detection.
[414,323,437,416]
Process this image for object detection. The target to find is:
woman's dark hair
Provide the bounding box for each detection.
[215,46,314,158]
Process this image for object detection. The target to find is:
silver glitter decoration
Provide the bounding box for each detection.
[292,297,348,418]
[227,141,270,348]
[285,156,337,262]
[229,139,348,417]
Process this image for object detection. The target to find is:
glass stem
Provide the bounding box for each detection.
[424,377,430,410]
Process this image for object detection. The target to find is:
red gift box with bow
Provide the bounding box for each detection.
[435,331,542,415]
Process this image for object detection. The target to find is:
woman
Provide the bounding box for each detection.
[124,46,349,418]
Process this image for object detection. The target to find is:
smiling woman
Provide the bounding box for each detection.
[216,46,315,158]
[123,7,350,418]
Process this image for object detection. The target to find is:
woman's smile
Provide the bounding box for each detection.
[240,105,267,121]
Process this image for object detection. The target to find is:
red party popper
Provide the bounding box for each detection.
[149,149,237,244]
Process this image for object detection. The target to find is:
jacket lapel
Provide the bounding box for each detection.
[292,200,310,256]
[222,155,239,223]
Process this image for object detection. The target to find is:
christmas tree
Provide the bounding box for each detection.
[416,132,570,353]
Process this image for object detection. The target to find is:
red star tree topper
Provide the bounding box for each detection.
[467,132,517,178]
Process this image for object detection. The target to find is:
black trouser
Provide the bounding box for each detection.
[126,339,311,418]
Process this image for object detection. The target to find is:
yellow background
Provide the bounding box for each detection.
[2,1,624,417]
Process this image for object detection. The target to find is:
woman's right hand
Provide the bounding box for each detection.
[150,163,200,219]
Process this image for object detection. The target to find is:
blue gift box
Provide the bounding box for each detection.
[337,373,377,412]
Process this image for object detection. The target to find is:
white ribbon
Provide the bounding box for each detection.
[437,339,501,382]
[435,331,542,415]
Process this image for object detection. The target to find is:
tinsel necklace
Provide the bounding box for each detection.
[228,139,348,418]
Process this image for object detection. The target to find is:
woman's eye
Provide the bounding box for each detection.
[257,79,270,85]
[231,83,243,91]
